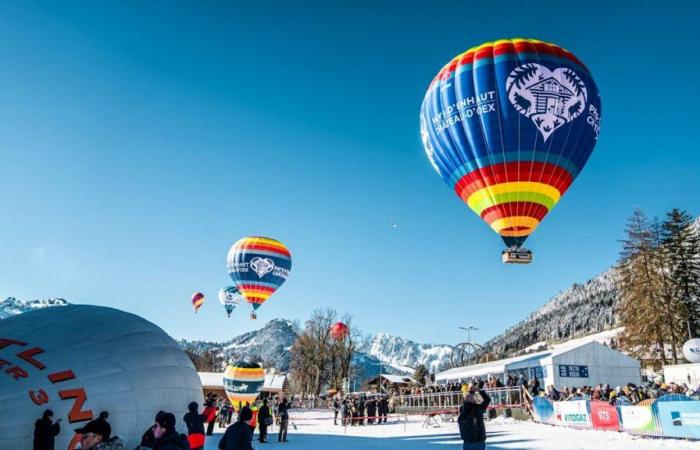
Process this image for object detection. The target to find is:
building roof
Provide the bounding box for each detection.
[368,374,416,385]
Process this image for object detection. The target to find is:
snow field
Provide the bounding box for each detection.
[203,409,700,449]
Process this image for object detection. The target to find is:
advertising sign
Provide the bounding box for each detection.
[657,401,700,439]
[619,405,656,433]
[554,400,591,427]
[589,401,620,431]
[532,397,555,424]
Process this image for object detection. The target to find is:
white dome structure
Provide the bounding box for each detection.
[0,305,203,450]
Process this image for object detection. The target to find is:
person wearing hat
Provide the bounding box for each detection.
[218,406,254,450]
[457,386,491,450]
[74,412,123,450]
[152,412,189,450]
[33,409,61,450]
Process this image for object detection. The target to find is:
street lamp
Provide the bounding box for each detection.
[459,326,478,344]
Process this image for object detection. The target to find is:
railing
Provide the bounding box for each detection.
[393,386,526,413]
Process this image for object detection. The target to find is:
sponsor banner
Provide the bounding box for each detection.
[589,401,620,431]
[554,400,591,428]
[532,397,555,424]
[657,400,700,439]
[619,405,656,433]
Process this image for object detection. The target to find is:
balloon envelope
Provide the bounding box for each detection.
[420,38,601,247]
[191,292,205,312]
[226,237,292,313]
[223,362,265,409]
[0,305,203,450]
[683,338,700,363]
[330,322,349,340]
[218,286,243,317]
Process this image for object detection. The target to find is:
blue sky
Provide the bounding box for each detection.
[1,1,698,346]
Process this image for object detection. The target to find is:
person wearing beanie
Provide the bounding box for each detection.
[183,401,207,450]
[74,412,124,450]
[218,406,254,450]
[33,409,61,450]
[152,412,190,450]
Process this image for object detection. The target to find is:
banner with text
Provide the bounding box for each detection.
[657,400,700,439]
[589,401,620,431]
[619,405,656,434]
[554,400,591,428]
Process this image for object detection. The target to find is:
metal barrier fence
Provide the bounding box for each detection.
[394,386,526,412]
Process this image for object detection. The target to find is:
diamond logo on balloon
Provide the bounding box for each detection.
[506,63,587,141]
[250,257,275,278]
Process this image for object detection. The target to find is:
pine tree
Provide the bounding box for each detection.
[617,208,667,364]
[662,209,700,340]
[414,364,429,385]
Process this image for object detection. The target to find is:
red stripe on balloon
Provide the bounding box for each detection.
[480,202,549,224]
[454,162,573,199]
[236,244,291,257]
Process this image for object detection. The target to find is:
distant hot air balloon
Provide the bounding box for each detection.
[683,338,700,363]
[330,322,349,340]
[191,292,205,313]
[0,305,202,450]
[226,236,292,319]
[218,286,243,318]
[420,38,602,264]
[223,361,265,410]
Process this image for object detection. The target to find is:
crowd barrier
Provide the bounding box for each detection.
[531,395,700,440]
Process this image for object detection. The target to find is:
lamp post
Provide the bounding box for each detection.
[459,326,478,344]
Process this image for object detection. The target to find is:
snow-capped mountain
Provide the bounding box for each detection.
[179,319,299,371]
[179,322,454,376]
[368,333,453,373]
[0,297,69,319]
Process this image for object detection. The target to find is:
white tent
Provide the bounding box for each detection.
[436,341,641,388]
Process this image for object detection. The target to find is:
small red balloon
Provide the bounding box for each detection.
[330,322,349,340]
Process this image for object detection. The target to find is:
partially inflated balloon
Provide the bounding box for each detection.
[191,292,205,313]
[218,286,242,318]
[420,38,601,251]
[226,237,291,319]
[330,322,349,340]
[0,305,202,450]
[223,362,265,410]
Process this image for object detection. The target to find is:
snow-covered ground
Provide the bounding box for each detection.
[203,409,700,449]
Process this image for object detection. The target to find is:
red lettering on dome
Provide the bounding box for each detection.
[59,388,93,423]
[17,347,46,370]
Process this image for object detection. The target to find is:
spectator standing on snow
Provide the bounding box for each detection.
[367,398,376,425]
[33,409,61,450]
[379,396,389,423]
[333,397,341,425]
[258,399,272,443]
[183,401,207,450]
[458,387,491,450]
[136,411,165,450]
[277,397,290,442]
[219,406,254,450]
[203,400,218,436]
[152,412,189,450]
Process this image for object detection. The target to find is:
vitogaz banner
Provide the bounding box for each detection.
[657,401,700,439]
[554,400,591,428]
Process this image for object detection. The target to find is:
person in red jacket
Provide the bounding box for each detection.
[202,399,219,436]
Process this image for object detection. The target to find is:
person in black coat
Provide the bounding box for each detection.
[183,402,207,450]
[218,406,254,450]
[366,398,376,425]
[33,409,61,450]
[152,412,190,450]
[258,399,272,443]
[457,388,491,450]
[277,398,290,442]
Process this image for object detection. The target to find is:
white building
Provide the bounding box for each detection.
[663,363,700,386]
[436,341,641,388]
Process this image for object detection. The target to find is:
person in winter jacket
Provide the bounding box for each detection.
[457,387,491,450]
[258,399,272,443]
[218,406,254,450]
[203,400,218,436]
[183,402,207,450]
[74,412,124,450]
[277,398,290,442]
[152,412,190,450]
[136,411,164,450]
[33,409,61,450]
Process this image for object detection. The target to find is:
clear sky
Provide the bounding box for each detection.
[1,1,698,346]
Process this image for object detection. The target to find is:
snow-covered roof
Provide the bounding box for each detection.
[436,349,553,381]
[262,374,288,392]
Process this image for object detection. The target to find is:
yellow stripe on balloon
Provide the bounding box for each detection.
[466,182,561,214]
[489,216,541,235]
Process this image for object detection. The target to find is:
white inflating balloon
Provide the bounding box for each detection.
[0,305,203,450]
[683,338,700,363]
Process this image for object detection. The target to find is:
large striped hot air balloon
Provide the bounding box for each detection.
[223,362,265,410]
[191,292,205,313]
[226,237,292,319]
[420,38,601,264]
